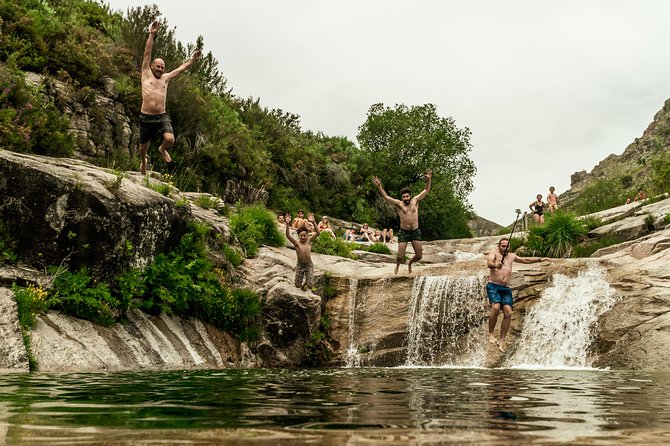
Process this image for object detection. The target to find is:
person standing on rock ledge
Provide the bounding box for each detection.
[373,169,431,274]
[139,20,201,175]
[487,238,550,353]
[284,212,320,291]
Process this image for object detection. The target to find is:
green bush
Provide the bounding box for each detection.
[580,215,605,231]
[526,211,587,258]
[229,204,284,257]
[311,232,357,258]
[48,267,121,327]
[568,178,629,215]
[572,235,622,258]
[12,283,48,330]
[222,244,243,267]
[665,214,670,226]
[362,242,392,255]
[0,65,75,156]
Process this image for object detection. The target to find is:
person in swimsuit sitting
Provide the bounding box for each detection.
[529,194,545,225]
[373,169,432,274]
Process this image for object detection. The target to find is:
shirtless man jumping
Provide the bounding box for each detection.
[140,20,201,175]
[487,238,550,352]
[373,169,431,274]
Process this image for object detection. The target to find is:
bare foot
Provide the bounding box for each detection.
[489,335,497,344]
[140,156,147,175]
[497,340,505,353]
[159,146,172,163]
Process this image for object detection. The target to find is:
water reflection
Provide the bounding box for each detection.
[0,368,668,444]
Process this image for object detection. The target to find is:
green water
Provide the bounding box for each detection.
[0,367,669,445]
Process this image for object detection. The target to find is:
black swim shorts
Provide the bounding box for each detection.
[139,113,173,144]
[398,228,421,243]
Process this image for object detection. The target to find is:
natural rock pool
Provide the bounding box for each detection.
[1,367,669,445]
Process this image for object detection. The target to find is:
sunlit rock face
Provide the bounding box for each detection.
[0,288,29,372]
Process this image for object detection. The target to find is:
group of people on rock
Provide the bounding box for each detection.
[528,186,559,225]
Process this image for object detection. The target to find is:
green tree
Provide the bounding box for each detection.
[357,103,476,239]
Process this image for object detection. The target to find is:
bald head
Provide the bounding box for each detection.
[151,58,165,78]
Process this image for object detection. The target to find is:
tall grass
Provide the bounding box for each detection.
[527,211,588,258]
[229,204,285,257]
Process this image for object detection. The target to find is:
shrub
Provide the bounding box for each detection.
[665,214,670,226]
[222,244,243,267]
[572,235,622,258]
[581,216,605,231]
[527,211,587,258]
[48,267,121,327]
[569,178,628,215]
[363,242,391,255]
[229,204,284,257]
[12,283,48,330]
[311,232,356,258]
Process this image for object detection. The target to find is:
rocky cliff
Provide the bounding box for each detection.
[561,98,670,208]
[2,152,669,372]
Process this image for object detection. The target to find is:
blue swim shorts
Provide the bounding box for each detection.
[487,282,513,308]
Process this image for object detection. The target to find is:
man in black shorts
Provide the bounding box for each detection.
[139,20,201,174]
[373,169,431,274]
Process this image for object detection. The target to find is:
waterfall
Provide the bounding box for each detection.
[344,278,361,368]
[405,275,488,367]
[506,266,617,369]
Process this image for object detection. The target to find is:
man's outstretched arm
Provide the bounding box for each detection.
[415,169,432,202]
[164,49,202,80]
[143,20,159,71]
[372,176,402,207]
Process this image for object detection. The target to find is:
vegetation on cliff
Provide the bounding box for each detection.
[0,0,476,240]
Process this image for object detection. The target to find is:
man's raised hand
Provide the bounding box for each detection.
[372,176,381,187]
[191,49,202,62]
[425,169,432,179]
[150,20,159,34]
[284,213,292,224]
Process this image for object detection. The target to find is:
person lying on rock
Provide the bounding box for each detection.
[285,212,320,291]
[373,169,431,274]
[487,238,550,353]
[139,20,201,175]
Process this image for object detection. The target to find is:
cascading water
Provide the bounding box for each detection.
[344,278,361,368]
[506,266,617,369]
[405,275,489,367]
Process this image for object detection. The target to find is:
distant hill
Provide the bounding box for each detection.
[468,214,502,237]
[559,99,670,214]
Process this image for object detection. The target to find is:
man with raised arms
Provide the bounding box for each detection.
[372,169,431,274]
[487,238,550,352]
[140,20,201,175]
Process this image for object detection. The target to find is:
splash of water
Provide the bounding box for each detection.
[344,278,361,368]
[405,275,488,367]
[506,266,617,369]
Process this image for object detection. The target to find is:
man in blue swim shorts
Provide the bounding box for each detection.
[487,238,550,352]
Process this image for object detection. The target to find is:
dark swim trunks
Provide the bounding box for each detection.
[487,282,513,308]
[139,113,173,144]
[398,228,421,243]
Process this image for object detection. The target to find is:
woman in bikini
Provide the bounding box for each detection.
[529,194,545,224]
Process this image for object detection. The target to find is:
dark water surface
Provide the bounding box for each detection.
[0,367,669,445]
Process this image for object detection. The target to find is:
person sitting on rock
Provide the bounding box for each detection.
[634,188,647,202]
[285,212,320,291]
[291,209,307,229]
[318,216,336,238]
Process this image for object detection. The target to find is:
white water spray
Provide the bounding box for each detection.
[344,278,361,368]
[405,275,488,366]
[506,266,617,369]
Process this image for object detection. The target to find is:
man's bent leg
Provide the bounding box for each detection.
[395,242,408,274]
[159,132,174,163]
[488,303,501,343]
[498,305,513,352]
[407,239,423,273]
[139,142,149,175]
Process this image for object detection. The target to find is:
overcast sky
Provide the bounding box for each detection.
[106,0,670,225]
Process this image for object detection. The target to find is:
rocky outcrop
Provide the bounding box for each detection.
[0,151,191,281]
[31,309,249,371]
[0,288,29,372]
